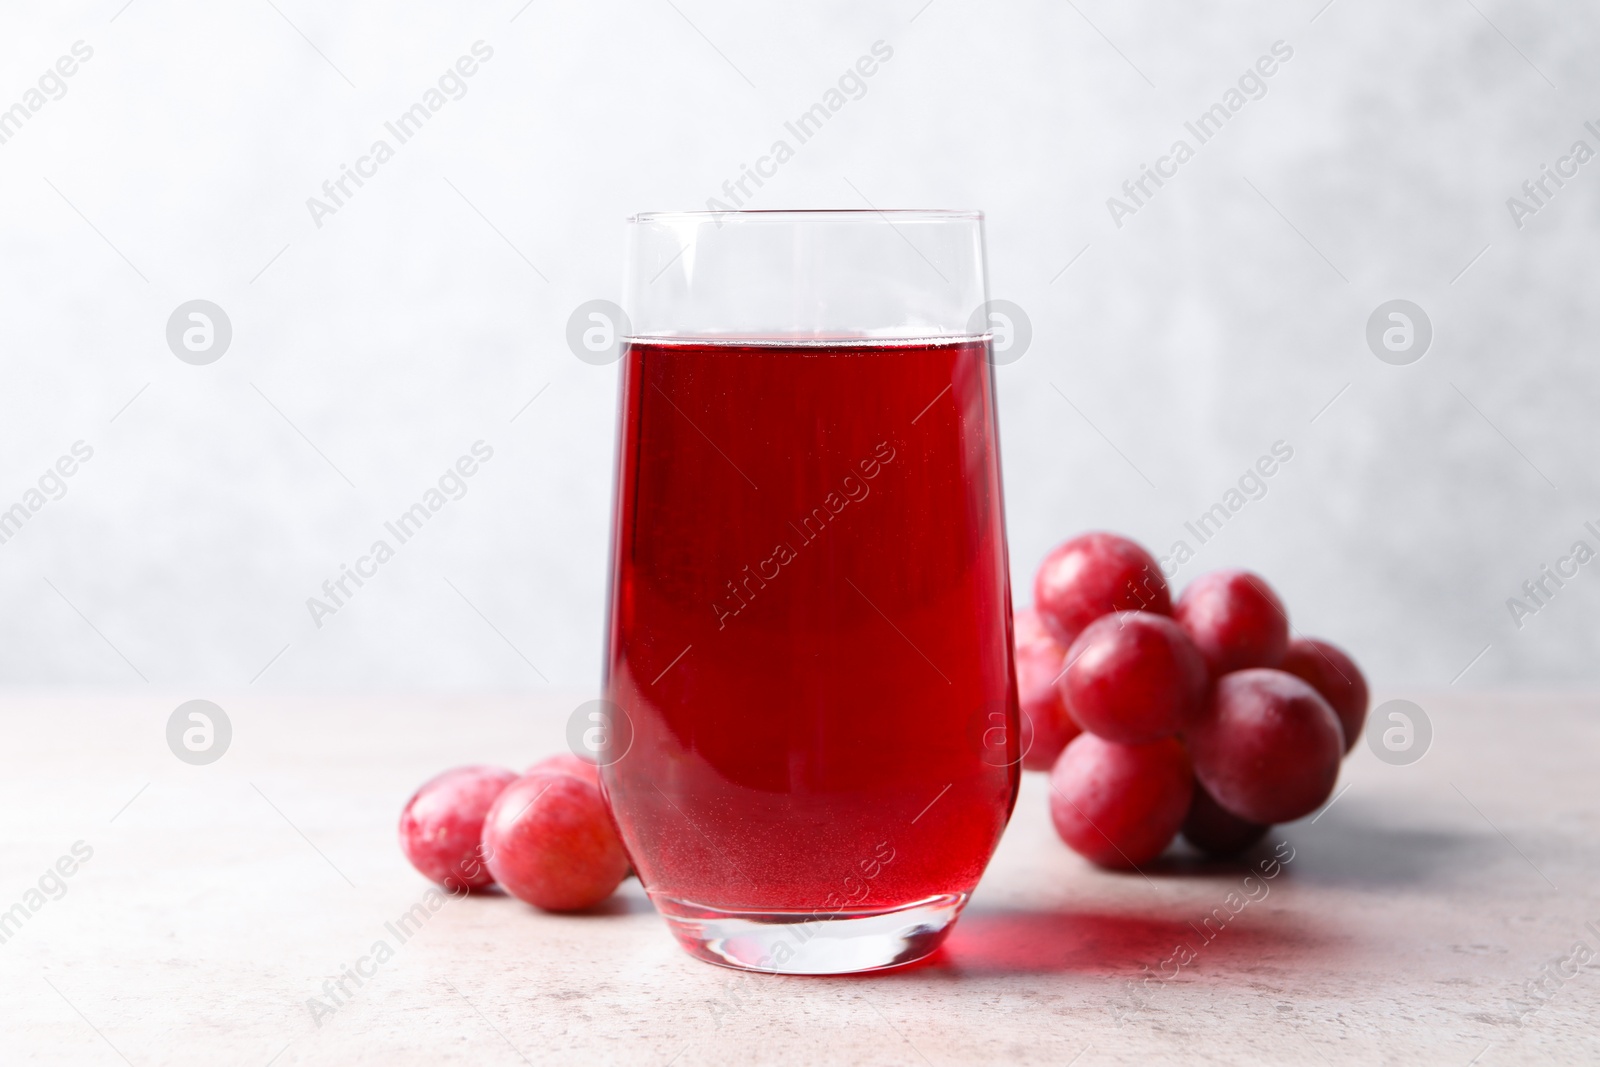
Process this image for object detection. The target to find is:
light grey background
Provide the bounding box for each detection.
[0,0,1593,695]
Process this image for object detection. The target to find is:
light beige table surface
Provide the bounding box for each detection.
[0,690,1595,1066]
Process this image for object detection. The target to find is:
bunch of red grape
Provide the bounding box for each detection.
[1019,532,1368,867]
[398,531,1365,900]
[398,754,629,910]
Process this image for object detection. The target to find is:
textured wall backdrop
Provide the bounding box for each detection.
[0,0,1593,694]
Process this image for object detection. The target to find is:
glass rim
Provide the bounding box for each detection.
[626,208,984,224]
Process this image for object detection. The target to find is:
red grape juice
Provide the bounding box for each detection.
[602,338,1019,916]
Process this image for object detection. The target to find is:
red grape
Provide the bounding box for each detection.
[527,752,603,787]
[1059,611,1208,744]
[1048,733,1191,868]
[1280,638,1367,755]
[1185,669,1342,824]
[1033,532,1170,647]
[1174,569,1289,676]
[482,771,630,911]
[1181,779,1269,857]
[398,765,518,892]
[1015,608,1081,770]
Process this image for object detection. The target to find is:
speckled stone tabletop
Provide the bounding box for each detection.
[1,690,1595,1065]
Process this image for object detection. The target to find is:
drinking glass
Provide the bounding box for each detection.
[599,210,1019,974]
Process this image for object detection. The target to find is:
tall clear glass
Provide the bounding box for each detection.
[600,210,1019,974]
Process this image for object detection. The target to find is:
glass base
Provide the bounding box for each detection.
[653,892,967,975]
